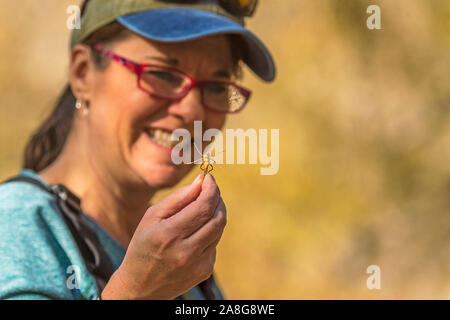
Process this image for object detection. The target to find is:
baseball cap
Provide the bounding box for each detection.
[70,0,276,82]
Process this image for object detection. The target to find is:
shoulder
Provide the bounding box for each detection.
[0,173,98,300]
[0,177,64,240]
[0,177,55,215]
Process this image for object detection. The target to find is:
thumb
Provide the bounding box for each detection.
[141,174,204,227]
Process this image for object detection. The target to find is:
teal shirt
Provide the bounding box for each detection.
[0,169,216,300]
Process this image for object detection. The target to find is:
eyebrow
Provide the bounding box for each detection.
[146,56,179,67]
[146,56,232,79]
[212,70,231,79]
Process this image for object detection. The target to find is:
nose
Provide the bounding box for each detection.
[167,86,205,124]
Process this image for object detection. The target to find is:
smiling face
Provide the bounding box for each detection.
[73,32,237,189]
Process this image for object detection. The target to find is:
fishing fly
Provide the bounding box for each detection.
[188,142,225,175]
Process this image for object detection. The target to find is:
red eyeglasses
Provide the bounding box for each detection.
[93,45,251,114]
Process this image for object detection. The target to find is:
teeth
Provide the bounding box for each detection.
[147,128,179,148]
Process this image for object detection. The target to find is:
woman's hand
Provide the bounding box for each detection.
[101,174,227,300]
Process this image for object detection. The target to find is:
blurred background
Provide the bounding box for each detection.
[0,0,449,299]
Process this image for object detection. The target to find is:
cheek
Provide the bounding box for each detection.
[120,95,170,163]
[203,112,227,150]
[205,111,227,131]
[89,71,165,162]
[94,68,157,133]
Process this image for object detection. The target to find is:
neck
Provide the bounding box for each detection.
[39,128,155,248]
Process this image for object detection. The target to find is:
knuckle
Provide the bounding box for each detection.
[214,211,227,230]
[198,203,214,219]
[150,227,176,251]
[175,251,189,268]
[149,229,166,247]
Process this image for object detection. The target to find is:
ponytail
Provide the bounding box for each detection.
[23,85,76,172]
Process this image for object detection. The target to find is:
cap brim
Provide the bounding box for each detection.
[116,8,276,82]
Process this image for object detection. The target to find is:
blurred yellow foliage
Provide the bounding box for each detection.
[1,0,449,299]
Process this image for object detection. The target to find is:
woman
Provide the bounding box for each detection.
[0,0,275,300]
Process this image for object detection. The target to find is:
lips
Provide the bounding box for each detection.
[143,127,194,152]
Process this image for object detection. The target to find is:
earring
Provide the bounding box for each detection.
[75,99,89,116]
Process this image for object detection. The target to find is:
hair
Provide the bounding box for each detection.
[23,23,243,172]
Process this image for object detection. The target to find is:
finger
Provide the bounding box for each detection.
[202,234,222,257]
[164,174,221,238]
[207,174,219,195]
[140,174,204,228]
[185,197,226,252]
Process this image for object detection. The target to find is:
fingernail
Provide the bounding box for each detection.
[208,173,216,183]
[192,174,203,185]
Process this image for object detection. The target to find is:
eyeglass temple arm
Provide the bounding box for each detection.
[93,45,141,73]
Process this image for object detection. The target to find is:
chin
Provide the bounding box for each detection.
[136,162,192,189]
[129,131,194,189]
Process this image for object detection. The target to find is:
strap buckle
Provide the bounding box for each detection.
[50,185,83,213]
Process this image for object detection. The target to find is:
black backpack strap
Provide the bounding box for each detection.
[2,176,116,296]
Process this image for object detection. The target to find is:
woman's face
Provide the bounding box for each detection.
[79,33,235,189]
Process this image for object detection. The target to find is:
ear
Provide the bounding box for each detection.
[69,44,96,103]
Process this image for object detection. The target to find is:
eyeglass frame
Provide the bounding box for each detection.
[92,45,252,114]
